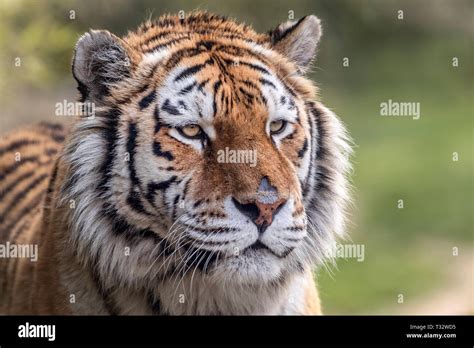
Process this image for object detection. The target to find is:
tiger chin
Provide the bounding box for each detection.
[0,12,352,315]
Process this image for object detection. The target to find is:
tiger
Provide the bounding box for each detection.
[0,12,352,315]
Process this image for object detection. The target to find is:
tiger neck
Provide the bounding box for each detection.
[93,271,300,315]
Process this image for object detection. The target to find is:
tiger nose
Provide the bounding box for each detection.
[231,177,287,233]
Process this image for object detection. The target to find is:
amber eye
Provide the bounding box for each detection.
[178,124,203,139]
[269,120,287,135]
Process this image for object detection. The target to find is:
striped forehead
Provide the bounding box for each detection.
[155,59,215,127]
[150,48,300,127]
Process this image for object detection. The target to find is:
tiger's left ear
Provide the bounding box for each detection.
[72,30,134,103]
[269,15,322,74]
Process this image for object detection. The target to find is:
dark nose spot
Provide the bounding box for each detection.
[232,177,287,234]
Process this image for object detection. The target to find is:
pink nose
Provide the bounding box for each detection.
[254,198,287,227]
[231,197,287,233]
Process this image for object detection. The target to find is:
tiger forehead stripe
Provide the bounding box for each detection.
[137,32,296,103]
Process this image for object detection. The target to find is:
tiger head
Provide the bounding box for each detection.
[62,12,351,288]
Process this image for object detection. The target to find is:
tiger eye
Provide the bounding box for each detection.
[270,120,286,134]
[181,125,201,138]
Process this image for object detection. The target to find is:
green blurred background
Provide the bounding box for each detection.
[0,0,472,314]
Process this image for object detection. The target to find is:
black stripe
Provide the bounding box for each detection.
[0,190,45,236]
[197,40,215,50]
[127,123,140,187]
[193,199,203,208]
[302,103,318,198]
[153,107,174,161]
[197,78,210,92]
[46,162,59,196]
[0,173,48,223]
[89,259,119,316]
[212,80,222,116]
[236,61,270,75]
[260,78,276,89]
[271,16,307,43]
[6,216,30,244]
[126,122,151,215]
[105,204,163,243]
[282,82,297,98]
[238,87,255,102]
[214,44,266,61]
[181,178,191,201]
[178,81,197,95]
[181,224,238,234]
[38,122,66,142]
[38,122,64,132]
[171,194,180,222]
[50,133,65,143]
[98,107,122,195]
[315,163,332,192]
[295,105,301,125]
[138,90,156,110]
[146,176,178,205]
[0,170,35,201]
[161,99,182,115]
[127,190,151,215]
[174,58,214,82]
[43,161,59,211]
[0,139,40,157]
[239,79,259,90]
[141,30,176,46]
[312,106,333,193]
[313,108,326,160]
[238,80,266,105]
[297,138,309,158]
[153,140,174,160]
[143,36,190,53]
[146,176,177,210]
[164,47,207,71]
[44,147,58,156]
[0,156,41,182]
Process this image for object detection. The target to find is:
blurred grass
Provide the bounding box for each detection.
[317,238,441,314]
[0,0,472,313]
[316,37,472,312]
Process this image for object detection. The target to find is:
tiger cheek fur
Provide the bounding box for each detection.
[0,12,351,315]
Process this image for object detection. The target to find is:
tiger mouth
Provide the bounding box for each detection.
[243,240,293,259]
[181,239,294,273]
[246,240,270,252]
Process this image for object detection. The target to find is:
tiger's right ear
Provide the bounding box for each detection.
[269,15,322,74]
[72,30,132,102]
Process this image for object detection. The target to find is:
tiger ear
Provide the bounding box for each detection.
[72,30,132,102]
[269,15,322,74]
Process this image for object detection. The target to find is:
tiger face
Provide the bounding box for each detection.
[142,52,311,283]
[65,13,351,289]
